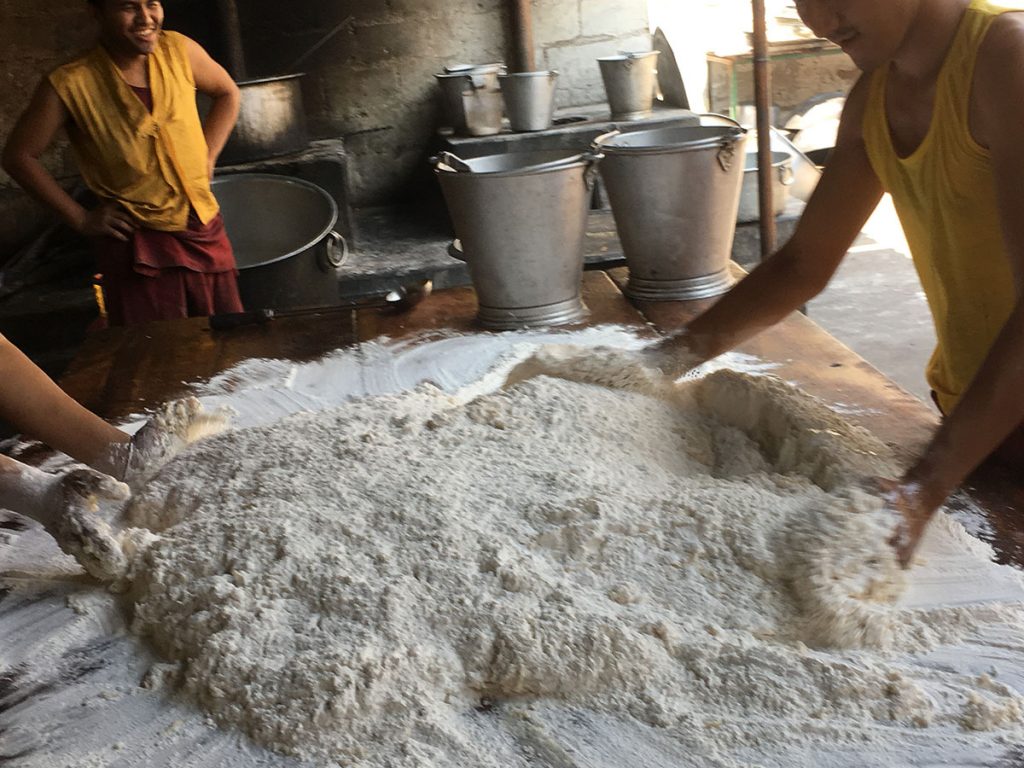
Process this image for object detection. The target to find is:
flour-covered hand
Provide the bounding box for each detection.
[644,331,704,380]
[42,467,131,582]
[867,476,938,568]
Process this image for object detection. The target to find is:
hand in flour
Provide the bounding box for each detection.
[870,477,935,568]
[42,467,131,582]
[98,397,232,488]
[645,330,705,380]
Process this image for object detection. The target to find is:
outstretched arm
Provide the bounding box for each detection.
[186,36,240,177]
[890,13,1024,565]
[653,74,883,372]
[0,333,129,467]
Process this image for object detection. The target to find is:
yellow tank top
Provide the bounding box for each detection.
[48,31,219,231]
[862,0,1020,414]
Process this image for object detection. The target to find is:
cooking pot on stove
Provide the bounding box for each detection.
[212,174,346,310]
[218,74,309,165]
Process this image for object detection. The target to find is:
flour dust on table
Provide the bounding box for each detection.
[116,345,1024,767]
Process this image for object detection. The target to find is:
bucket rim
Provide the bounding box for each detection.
[498,70,559,79]
[597,51,660,62]
[434,149,598,177]
[743,151,792,171]
[599,125,746,155]
[211,173,339,269]
[237,73,305,87]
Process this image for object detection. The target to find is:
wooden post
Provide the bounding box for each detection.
[512,0,537,72]
[751,0,776,260]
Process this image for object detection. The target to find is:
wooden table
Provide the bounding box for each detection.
[60,269,1024,565]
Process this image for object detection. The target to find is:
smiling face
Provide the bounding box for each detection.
[91,0,164,58]
[794,0,920,72]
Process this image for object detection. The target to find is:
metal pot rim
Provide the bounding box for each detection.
[237,73,306,87]
[434,150,599,178]
[498,70,559,79]
[597,51,660,62]
[211,173,338,268]
[600,125,746,155]
[743,151,792,171]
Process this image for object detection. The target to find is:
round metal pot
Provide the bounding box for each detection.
[738,151,795,223]
[211,174,347,310]
[597,124,748,300]
[434,149,600,329]
[219,74,309,165]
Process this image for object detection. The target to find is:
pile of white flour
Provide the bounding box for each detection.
[122,347,1024,766]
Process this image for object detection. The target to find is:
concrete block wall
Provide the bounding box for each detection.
[0,0,649,254]
[238,0,650,206]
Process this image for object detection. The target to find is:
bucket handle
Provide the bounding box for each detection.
[779,164,795,186]
[582,151,604,191]
[698,112,744,129]
[319,231,348,272]
[717,141,738,173]
[591,130,620,150]
[432,151,473,173]
[447,238,467,262]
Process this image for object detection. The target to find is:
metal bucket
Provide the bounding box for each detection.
[597,51,660,121]
[499,71,559,132]
[597,124,747,301]
[738,151,794,222]
[436,63,505,136]
[211,174,347,310]
[434,149,600,329]
[219,75,309,165]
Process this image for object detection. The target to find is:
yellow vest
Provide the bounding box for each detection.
[48,30,219,231]
[862,0,1019,414]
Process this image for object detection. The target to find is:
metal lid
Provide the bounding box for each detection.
[434,149,598,177]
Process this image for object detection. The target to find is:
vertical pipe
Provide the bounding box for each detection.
[751,0,776,260]
[216,0,248,81]
[512,0,537,73]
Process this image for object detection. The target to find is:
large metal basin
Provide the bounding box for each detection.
[212,174,346,310]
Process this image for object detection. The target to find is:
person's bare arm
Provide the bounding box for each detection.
[0,333,129,467]
[186,36,240,177]
[888,13,1024,565]
[652,75,883,372]
[1,79,136,241]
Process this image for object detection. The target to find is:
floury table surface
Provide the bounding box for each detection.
[0,267,1021,768]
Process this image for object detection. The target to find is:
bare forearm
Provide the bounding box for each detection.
[202,89,240,167]
[907,303,1024,504]
[672,242,827,361]
[0,337,127,466]
[2,154,87,231]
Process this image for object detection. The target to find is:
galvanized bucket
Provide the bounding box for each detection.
[738,150,794,222]
[434,149,601,329]
[436,63,505,136]
[597,51,660,121]
[499,71,559,132]
[597,123,748,301]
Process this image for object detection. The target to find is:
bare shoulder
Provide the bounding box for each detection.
[834,72,873,145]
[977,12,1024,89]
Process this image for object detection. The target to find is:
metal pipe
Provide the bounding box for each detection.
[216,0,247,80]
[511,0,537,73]
[751,0,776,260]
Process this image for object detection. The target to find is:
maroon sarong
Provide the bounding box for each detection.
[94,209,244,326]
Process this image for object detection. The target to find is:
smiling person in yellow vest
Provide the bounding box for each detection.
[2,0,244,325]
[646,0,1024,567]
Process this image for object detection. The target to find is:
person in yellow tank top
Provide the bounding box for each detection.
[652,0,1024,567]
[1,0,244,325]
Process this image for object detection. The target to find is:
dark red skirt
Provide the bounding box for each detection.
[94,209,244,326]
